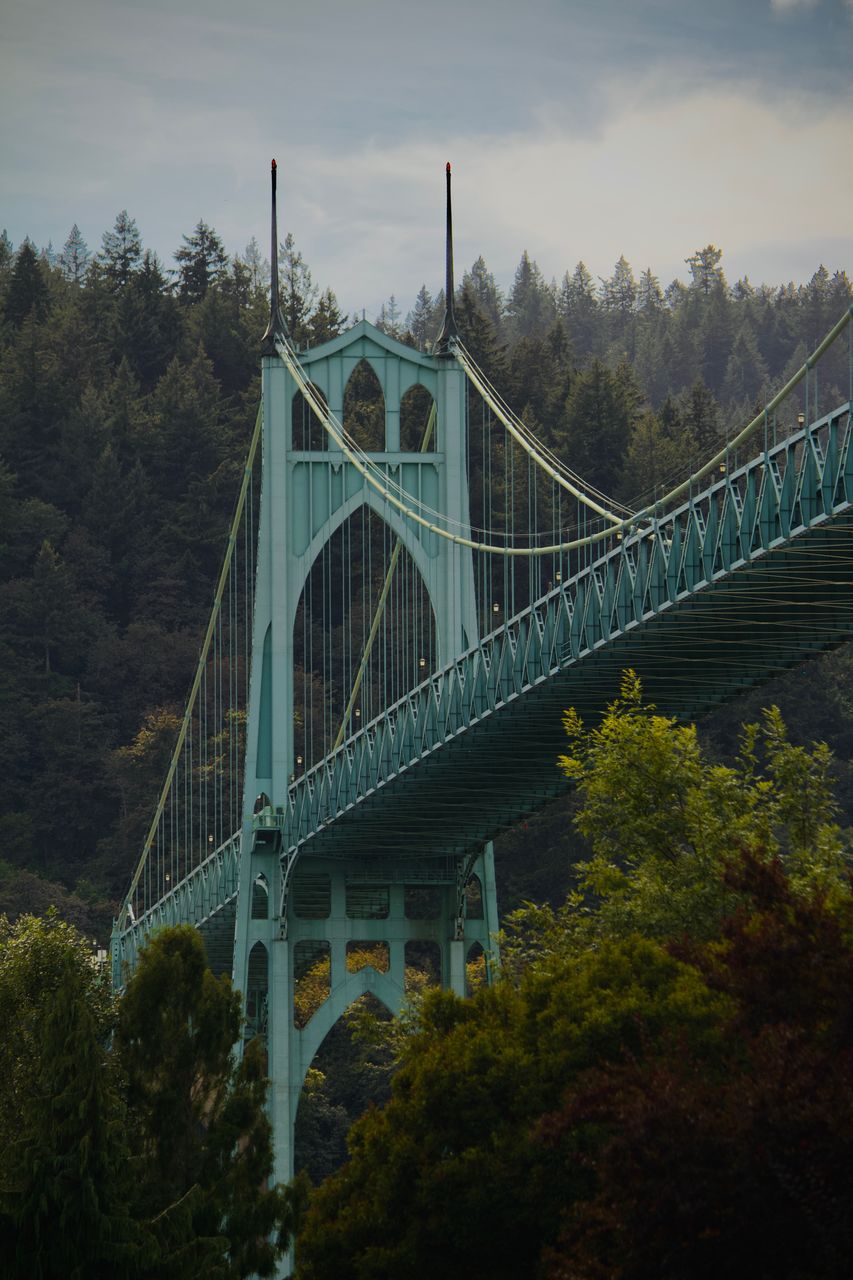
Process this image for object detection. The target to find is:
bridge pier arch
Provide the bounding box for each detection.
[230,312,499,1270]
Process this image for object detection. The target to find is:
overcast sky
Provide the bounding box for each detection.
[2,0,852,317]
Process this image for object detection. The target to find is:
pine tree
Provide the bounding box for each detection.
[462,256,503,329]
[686,244,725,296]
[506,250,555,340]
[59,224,90,283]
[4,240,50,327]
[637,267,664,314]
[723,321,769,406]
[174,220,228,303]
[0,228,13,274]
[0,914,148,1280]
[678,379,723,454]
[279,232,318,346]
[307,288,346,345]
[117,926,290,1278]
[99,211,142,289]
[375,294,402,338]
[600,254,637,316]
[9,965,146,1279]
[554,359,635,496]
[243,236,269,292]
[558,263,600,360]
[406,285,435,351]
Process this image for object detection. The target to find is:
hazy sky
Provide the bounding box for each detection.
[3,0,852,317]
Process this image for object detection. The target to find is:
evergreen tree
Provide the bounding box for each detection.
[59,224,90,284]
[307,288,346,345]
[117,926,290,1278]
[103,251,182,390]
[0,914,147,1280]
[723,321,769,406]
[243,236,269,292]
[600,254,637,317]
[554,358,636,495]
[99,211,143,289]
[0,228,13,275]
[686,244,725,295]
[406,285,435,351]
[279,232,318,346]
[375,294,402,338]
[4,241,50,327]
[637,267,664,314]
[558,262,600,360]
[664,277,688,310]
[462,256,503,329]
[506,250,555,339]
[174,220,228,303]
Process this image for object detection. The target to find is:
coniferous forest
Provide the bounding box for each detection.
[2,215,853,1277]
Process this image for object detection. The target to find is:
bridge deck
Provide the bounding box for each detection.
[115,403,853,976]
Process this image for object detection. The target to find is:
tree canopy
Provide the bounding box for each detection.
[294,680,853,1279]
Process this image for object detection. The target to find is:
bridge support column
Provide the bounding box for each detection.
[268,933,296,1190]
[448,939,466,995]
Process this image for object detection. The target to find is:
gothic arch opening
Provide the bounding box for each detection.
[294,991,393,1184]
[400,383,436,452]
[251,873,269,920]
[292,383,328,451]
[293,504,437,768]
[294,940,331,1029]
[245,941,269,1041]
[466,941,486,995]
[465,873,484,920]
[343,359,385,450]
[405,939,442,993]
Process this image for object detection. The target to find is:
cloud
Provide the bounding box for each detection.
[3,3,851,316]
[263,77,853,313]
[770,0,819,11]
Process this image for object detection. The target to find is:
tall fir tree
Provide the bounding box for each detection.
[99,211,143,289]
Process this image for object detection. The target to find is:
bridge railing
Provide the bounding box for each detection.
[280,397,852,855]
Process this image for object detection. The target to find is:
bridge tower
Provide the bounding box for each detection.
[231,163,499,1195]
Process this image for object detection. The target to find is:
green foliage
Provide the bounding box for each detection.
[528,672,850,954]
[4,241,50,327]
[174,221,228,304]
[117,926,290,1279]
[0,913,147,1279]
[295,688,853,1278]
[0,917,292,1278]
[554,358,637,496]
[295,937,729,1279]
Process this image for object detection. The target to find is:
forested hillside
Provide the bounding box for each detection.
[1,214,852,935]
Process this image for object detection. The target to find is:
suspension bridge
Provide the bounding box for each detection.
[111,161,853,1213]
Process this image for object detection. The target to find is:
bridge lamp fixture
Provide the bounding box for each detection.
[419,656,426,669]
[555,572,562,583]
[354,708,361,718]
[208,834,214,845]
[296,754,303,766]
[719,462,727,474]
[798,412,805,426]
[492,602,500,613]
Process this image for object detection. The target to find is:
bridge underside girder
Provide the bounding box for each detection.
[292,515,853,863]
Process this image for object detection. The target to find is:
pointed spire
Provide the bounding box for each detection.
[435,161,458,356]
[261,158,287,355]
